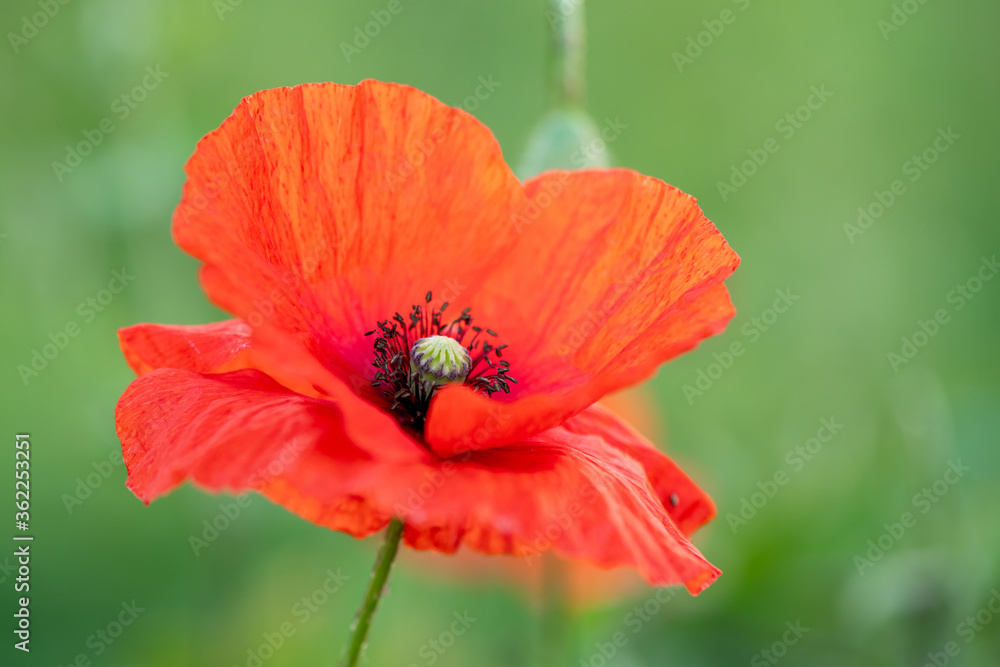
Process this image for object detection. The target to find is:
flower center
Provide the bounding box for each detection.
[410,335,471,385]
[366,292,516,432]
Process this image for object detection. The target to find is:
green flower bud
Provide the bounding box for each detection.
[410,335,471,386]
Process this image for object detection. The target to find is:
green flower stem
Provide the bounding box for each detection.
[338,518,405,667]
[548,0,587,109]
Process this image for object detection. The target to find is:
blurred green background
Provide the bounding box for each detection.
[2,0,999,665]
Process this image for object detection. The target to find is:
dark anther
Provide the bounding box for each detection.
[367,292,517,434]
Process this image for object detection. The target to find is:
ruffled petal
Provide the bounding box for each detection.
[117,369,717,592]
[394,426,719,593]
[118,320,252,376]
[116,368,423,513]
[426,170,738,453]
[172,80,527,386]
[118,318,358,403]
[562,404,715,536]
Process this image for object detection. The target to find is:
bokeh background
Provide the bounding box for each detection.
[3,0,999,665]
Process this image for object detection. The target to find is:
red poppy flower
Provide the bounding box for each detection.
[115,80,739,595]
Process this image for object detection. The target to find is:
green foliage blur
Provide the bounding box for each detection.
[2,0,999,665]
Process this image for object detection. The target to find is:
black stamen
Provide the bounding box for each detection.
[367,292,518,435]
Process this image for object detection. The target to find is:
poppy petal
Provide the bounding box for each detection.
[562,404,716,536]
[117,320,364,405]
[116,368,423,508]
[118,320,252,376]
[426,170,738,453]
[172,80,526,386]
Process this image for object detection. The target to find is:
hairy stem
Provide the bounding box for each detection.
[338,518,405,667]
